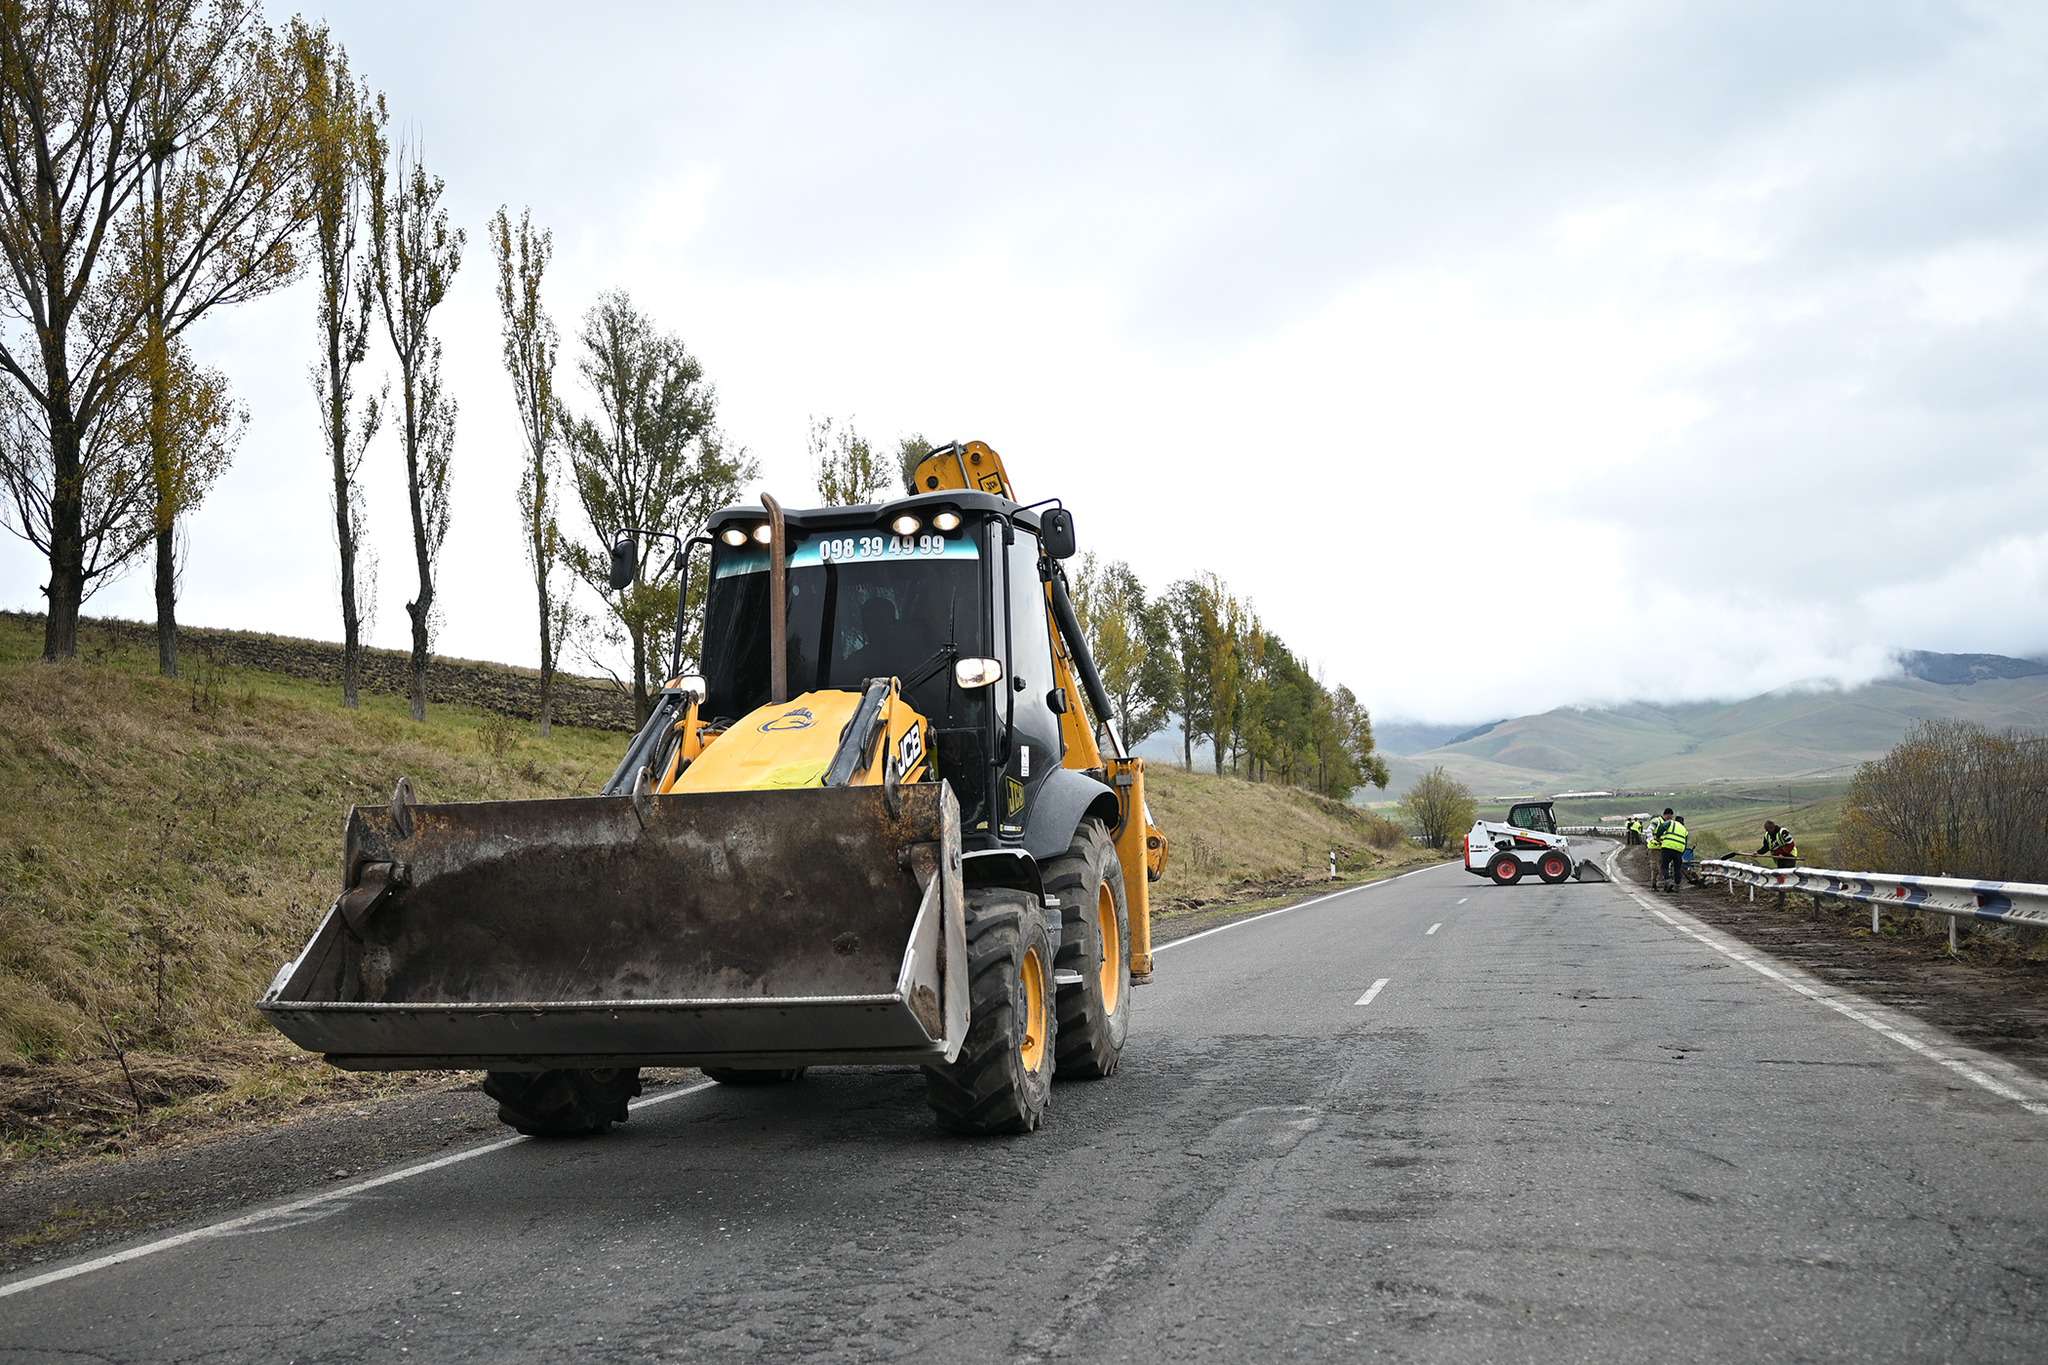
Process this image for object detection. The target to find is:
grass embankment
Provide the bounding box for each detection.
[1144,765,1421,917]
[0,614,1419,1166]
[0,616,620,1166]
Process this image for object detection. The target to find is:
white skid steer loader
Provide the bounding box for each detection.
[1462,800,1607,885]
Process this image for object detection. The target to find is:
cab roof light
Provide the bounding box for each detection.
[932,509,961,532]
[719,526,750,547]
[889,513,921,536]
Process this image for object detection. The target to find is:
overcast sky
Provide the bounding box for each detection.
[5,0,2045,724]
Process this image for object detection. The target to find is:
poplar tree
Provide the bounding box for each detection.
[369,137,463,722]
[490,205,569,733]
[295,21,382,706]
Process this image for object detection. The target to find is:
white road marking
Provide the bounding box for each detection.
[1152,863,1451,956]
[0,1079,720,1300]
[1426,922,1442,936]
[1354,978,1390,1006]
[1601,847,2048,1119]
[1456,898,1468,905]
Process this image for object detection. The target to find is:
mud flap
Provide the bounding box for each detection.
[259,784,968,1071]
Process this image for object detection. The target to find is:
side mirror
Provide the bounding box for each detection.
[678,674,707,702]
[608,533,639,591]
[1039,507,1076,560]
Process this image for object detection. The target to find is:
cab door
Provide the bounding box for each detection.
[993,523,1064,841]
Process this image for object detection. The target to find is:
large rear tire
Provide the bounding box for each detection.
[703,1067,806,1085]
[923,890,1055,1134]
[483,1067,641,1138]
[1046,819,1129,1079]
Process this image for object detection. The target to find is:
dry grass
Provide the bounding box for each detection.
[0,618,619,1164]
[1144,764,1420,911]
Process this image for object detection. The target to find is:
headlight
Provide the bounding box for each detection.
[932,510,961,532]
[890,513,921,536]
[752,523,773,545]
[719,526,749,547]
[954,657,1005,689]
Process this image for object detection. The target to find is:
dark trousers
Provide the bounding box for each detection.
[1772,855,1797,868]
[1658,849,1683,888]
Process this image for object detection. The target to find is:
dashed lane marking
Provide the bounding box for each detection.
[1355,978,1391,1006]
[0,1080,722,1300]
[1426,922,1442,936]
[1456,898,1468,905]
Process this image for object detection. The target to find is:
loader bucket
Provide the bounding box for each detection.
[258,782,968,1073]
[1574,857,1609,882]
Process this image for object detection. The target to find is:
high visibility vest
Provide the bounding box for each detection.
[1657,821,1688,852]
[1648,819,1668,844]
[1769,827,1796,855]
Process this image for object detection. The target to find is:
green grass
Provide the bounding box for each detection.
[0,616,625,1161]
[1491,779,1850,861]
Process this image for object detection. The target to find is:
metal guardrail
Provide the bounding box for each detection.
[1695,858,2048,943]
[1561,825,1626,837]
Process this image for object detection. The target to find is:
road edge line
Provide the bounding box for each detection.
[0,1079,720,1301]
[1602,845,2048,1119]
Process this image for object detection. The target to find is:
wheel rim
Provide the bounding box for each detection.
[1097,882,1122,1013]
[1019,945,1048,1073]
[1544,857,1566,878]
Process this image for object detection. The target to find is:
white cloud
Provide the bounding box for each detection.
[4,0,2045,728]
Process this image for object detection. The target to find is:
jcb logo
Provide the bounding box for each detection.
[895,724,925,773]
[760,707,814,732]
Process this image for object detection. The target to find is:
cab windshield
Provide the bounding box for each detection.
[698,529,986,729]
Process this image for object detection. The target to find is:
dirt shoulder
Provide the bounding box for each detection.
[1610,843,2048,1074]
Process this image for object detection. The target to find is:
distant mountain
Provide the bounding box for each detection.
[1375,719,1501,755]
[1895,650,2048,685]
[1380,650,2048,798]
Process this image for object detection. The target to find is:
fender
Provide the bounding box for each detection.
[1023,767,1122,864]
[963,848,1044,904]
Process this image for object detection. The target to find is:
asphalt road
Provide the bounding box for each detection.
[5,850,2047,1362]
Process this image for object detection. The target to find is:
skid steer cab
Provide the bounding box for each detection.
[1463,800,1603,886]
[260,440,1168,1140]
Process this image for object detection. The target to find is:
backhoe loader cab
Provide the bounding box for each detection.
[260,442,1167,1139]
[697,494,1084,846]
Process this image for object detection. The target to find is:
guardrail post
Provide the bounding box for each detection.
[1948,917,1958,955]
[1871,903,1879,934]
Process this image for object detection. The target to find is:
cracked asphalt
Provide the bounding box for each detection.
[3,855,2045,1362]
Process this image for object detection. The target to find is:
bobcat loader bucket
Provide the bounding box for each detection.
[258,782,968,1073]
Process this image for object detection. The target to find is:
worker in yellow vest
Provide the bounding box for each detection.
[1626,818,1643,847]
[1756,820,1798,868]
[1655,810,1688,892]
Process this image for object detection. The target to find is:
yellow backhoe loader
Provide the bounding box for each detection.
[260,442,1168,1136]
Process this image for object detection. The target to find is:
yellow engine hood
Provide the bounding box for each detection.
[667,687,930,794]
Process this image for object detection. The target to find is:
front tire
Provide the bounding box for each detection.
[1537,851,1571,884]
[1046,819,1130,1080]
[1488,853,1523,886]
[923,890,1056,1134]
[483,1068,641,1138]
